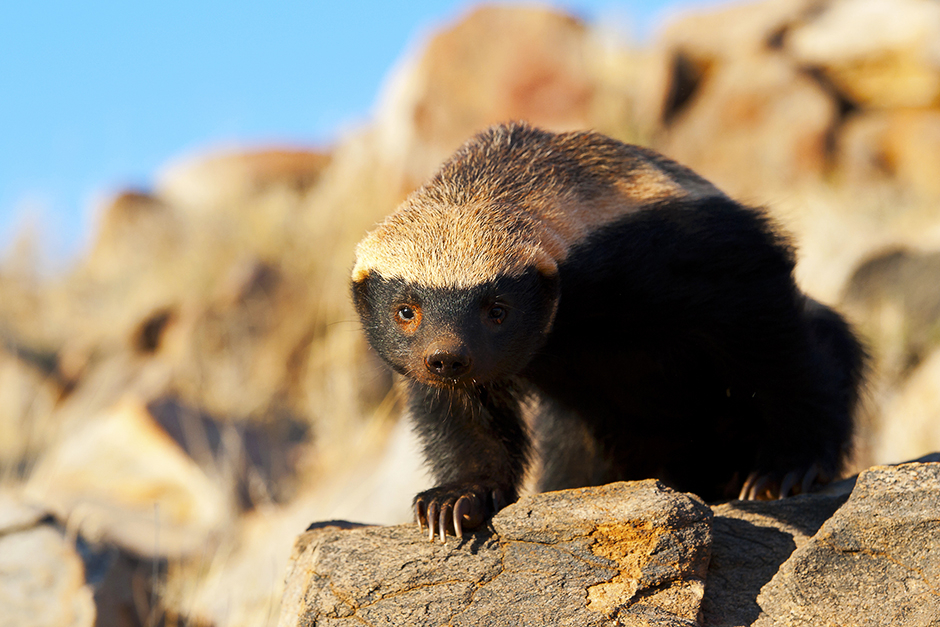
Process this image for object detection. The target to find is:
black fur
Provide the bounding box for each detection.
[525,196,861,499]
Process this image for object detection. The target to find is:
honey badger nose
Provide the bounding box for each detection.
[425,345,472,378]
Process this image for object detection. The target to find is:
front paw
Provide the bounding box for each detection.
[737,464,833,500]
[413,483,510,542]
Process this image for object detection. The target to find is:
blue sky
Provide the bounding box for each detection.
[0,1,716,262]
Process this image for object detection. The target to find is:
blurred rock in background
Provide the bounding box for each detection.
[2,1,940,625]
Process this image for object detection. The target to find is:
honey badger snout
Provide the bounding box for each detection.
[424,341,472,379]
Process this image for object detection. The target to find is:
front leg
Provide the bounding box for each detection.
[407,380,529,541]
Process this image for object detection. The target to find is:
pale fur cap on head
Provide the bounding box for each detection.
[352,122,722,289]
[352,198,563,289]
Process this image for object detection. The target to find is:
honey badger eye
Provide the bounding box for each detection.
[394,304,422,334]
[395,305,418,323]
[488,305,507,324]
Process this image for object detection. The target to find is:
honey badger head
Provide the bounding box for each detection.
[351,202,560,386]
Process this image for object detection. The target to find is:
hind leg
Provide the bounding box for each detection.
[737,297,865,500]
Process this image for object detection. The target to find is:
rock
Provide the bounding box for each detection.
[0,493,96,627]
[157,149,331,210]
[24,397,231,558]
[656,53,835,199]
[277,481,712,627]
[0,343,61,472]
[85,191,182,281]
[837,109,940,200]
[278,461,940,626]
[787,0,940,109]
[875,350,940,465]
[655,0,816,62]
[640,0,940,200]
[375,5,597,191]
[754,462,940,625]
[702,494,848,627]
[637,0,819,136]
[842,246,940,381]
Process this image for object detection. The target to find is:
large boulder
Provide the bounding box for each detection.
[375,5,600,191]
[278,481,712,627]
[655,54,835,200]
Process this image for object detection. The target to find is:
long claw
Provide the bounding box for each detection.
[779,471,799,499]
[439,504,449,543]
[801,464,819,494]
[454,496,469,539]
[747,475,769,500]
[739,471,759,501]
[427,502,439,542]
[415,499,426,533]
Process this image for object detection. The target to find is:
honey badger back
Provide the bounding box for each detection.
[351,123,864,541]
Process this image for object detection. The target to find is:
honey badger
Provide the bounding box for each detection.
[352,122,865,541]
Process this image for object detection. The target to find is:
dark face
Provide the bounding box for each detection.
[352,268,559,387]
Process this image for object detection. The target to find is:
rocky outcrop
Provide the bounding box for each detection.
[278,481,712,627]
[279,462,939,626]
[639,0,940,205]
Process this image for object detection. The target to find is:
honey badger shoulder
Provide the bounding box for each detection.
[352,122,864,541]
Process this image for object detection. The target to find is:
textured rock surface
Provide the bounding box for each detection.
[702,494,848,627]
[280,463,940,626]
[277,481,712,627]
[754,462,940,626]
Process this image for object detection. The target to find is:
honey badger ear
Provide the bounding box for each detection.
[530,250,559,281]
[351,272,373,318]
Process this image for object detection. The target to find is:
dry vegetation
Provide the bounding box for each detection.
[2,1,940,625]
